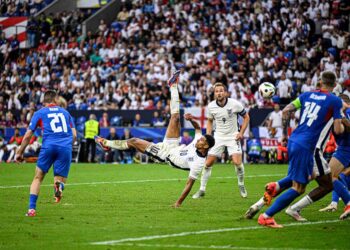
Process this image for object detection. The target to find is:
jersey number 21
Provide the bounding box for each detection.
[48,113,68,133]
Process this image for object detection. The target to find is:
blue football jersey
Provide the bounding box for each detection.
[334,108,350,147]
[29,105,75,148]
[290,90,342,150]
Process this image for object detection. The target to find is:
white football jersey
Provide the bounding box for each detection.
[207,98,246,139]
[170,133,205,167]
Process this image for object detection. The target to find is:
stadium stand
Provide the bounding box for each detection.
[0,0,350,162]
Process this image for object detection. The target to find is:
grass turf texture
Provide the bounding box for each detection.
[0,163,348,250]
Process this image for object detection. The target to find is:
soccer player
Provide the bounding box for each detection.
[15,90,77,217]
[257,71,344,228]
[245,119,334,221]
[319,168,350,212]
[285,95,350,220]
[95,71,215,207]
[192,82,250,199]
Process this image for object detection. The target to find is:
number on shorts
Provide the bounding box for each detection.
[48,113,68,133]
[150,145,160,155]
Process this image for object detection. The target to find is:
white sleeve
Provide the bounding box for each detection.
[233,100,246,116]
[207,106,213,119]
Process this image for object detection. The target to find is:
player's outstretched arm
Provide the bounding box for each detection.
[282,101,298,137]
[173,177,196,208]
[237,113,250,140]
[72,128,77,144]
[15,129,34,162]
[184,113,201,134]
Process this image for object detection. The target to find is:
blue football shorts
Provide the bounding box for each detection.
[332,146,350,169]
[37,145,72,178]
[287,141,314,184]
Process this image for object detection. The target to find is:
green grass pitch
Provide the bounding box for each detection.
[0,163,349,250]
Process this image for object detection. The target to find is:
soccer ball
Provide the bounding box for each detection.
[259,82,275,98]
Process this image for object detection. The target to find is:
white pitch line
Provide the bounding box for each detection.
[0,174,284,189]
[90,220,340,246]
[111,243,311,250]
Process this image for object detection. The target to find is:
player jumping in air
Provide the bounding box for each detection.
[95,71,215,207]
[192,82,250,199]
[15,90,77,217]
[257,71,344,228]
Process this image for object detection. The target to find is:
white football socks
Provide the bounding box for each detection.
[170,84,179,114]
[200,166,212,192]
[290,195,313,211]
[235,163,245,186]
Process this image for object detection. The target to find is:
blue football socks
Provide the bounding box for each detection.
[29,194,38,210]
[265,189,300,217]
[333,179,350,205]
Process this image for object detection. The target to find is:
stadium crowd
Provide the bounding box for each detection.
[0,0,54,17]
[0,0,350,130]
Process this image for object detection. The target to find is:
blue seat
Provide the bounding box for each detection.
[110,116,122,126]
[77,124,85,133]
[67,103,76,110]
[80,103,88,110]
[77,116,86,125]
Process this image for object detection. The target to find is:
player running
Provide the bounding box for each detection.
[95,71,215,207]
[245,118,334,221]
[192,82,250,199]
[257,71,344,228]
[285,95,350,220]
[15,90,77,217]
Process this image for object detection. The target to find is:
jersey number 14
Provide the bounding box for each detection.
[300,101,321,127]
[48,113,68,133]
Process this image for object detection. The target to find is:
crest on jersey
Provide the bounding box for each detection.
[188,157,194,162]
[227,108,233,117]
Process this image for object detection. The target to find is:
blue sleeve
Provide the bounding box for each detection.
[28,111,41,131]
[346,109,350,120]
[69,114,76,128]
[332,97,343,120]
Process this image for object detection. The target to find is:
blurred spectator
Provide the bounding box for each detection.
[120,128,134,163]
[247,136,262,164]
[344,80,350,98]
[105,127,121,163]
[151,111,165,127]
[277,72,293,105]
[268,104,283,130]
[133,113,143,127]
[99,112,110,127]
[84,114,99,163]
[5,128,22,162]
[277,138,288,164]
[180,131,193,146]
[0,0,349,127]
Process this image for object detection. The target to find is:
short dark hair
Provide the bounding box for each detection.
[43,90,57,104]
[204,134,215,149]
[213,82,227,91]
[321,71,336,87]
